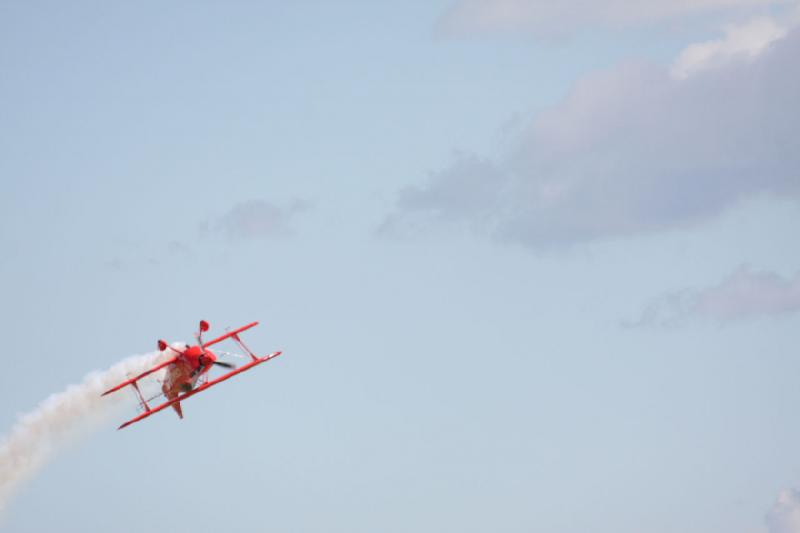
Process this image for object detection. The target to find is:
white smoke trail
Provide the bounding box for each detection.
[0,349,171,513]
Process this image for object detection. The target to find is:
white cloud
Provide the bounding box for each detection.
[767,489,800,533]
[438,0,788,37]
[628,265,800,326]
[383,26,800,248]
[671,16,788,79]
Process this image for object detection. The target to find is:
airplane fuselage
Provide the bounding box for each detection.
[161,345,218,418]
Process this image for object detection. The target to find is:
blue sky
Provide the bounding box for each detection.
[1,2,800,532]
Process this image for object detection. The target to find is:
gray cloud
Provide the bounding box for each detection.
[384,27,800,248]
[628,265,800,326]
[767,489,800,533]
[378,154,506,239]
[103,239,195,272]
[203,199,308,241]
[438,0,790,37]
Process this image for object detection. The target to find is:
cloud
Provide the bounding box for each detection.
[378,154,506,239]
[102,240,196,272]
[628,265,800,326]
[202,199,308,241]
[671,16,788,78]
[767,489,800,533]
[437,0,789,37]
[383,24,800,248]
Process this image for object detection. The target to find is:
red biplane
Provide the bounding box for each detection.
[103,320,281,430]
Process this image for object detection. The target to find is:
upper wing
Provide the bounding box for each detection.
[202,321,259,348]
[101,356,178,397]
[116,350,282,429]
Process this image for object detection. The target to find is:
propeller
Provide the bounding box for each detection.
[213,361,236,369]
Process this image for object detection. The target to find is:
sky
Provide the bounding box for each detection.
[1,1,799,532]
